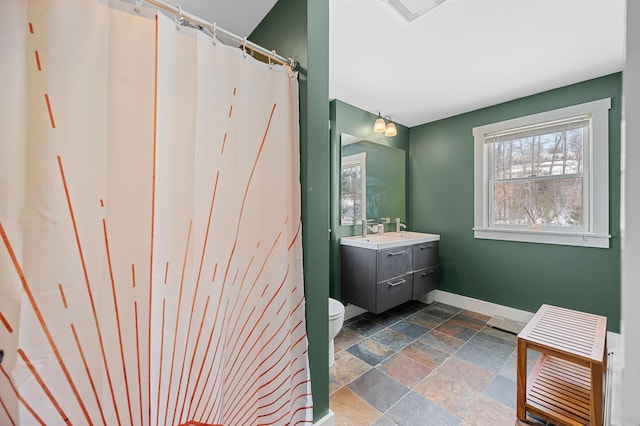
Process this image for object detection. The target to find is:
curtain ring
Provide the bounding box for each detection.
[211,22,217,46]
[242,37,247,58]
[269,50,276,69]
[175,4,182,31]
[134,0,142,14]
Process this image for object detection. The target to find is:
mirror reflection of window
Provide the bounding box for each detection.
[341,153,366,225]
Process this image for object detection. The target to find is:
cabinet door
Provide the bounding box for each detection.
[377,247,412,281]
[413,241,439,270]
[413,265,439,298]
[375,274,413,314]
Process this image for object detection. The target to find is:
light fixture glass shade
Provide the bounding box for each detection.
[385,121,397,137]
[373,115,386,133]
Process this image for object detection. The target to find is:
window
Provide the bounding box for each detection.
[341,153,366,225]
[473,98,611,248]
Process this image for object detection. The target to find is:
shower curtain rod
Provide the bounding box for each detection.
[141,0,297,70]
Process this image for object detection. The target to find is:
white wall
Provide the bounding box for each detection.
[622,1,640,424]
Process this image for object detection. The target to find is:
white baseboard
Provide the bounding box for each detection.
[432,290,535,323]
[608,331,621,353]
[314,409,335,426]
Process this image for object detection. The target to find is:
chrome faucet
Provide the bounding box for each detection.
[395,218,406,233]
[362,219,376,237]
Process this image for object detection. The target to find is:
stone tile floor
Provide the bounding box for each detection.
[329,301,555,426]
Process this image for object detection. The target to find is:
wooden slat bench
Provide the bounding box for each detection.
[517,304,607,426]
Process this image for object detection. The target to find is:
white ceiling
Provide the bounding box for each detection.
[170,0,626,128]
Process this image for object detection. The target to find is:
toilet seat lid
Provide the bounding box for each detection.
[329,298,345,318]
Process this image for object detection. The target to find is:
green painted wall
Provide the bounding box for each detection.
[251,0,330,420]
[409,73,622,331]
[329,100,410,300]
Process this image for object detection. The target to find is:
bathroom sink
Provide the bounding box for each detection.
[340,231,440,249]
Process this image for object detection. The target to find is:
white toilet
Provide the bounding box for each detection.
[328,298,345,367]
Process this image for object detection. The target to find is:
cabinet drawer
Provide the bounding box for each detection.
[412,241,439,270]
[375,274,413,314]
[413,265,439,298]
[377,247,412,281]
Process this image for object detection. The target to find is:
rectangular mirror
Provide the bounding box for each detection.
[340,133,405,226]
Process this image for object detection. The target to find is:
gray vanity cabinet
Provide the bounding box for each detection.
[341,241,439,314]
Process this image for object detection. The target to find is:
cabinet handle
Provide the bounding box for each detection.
[388,278,406,287]
[387,251,407,256]
[419,245,433,250]
[421,271,434,277]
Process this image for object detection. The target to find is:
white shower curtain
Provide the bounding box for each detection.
[0,0,312,424]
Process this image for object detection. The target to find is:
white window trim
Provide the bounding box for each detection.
[473,98,611,248]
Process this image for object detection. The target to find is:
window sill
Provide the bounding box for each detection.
[473,228,611,248]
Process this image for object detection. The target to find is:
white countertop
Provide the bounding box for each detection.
[340,231,440,250]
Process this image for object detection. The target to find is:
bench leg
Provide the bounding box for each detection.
[591,362,603,425]
[516,338,527,421]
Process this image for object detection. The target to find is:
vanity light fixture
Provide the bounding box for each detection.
[385,121,397,137]
[373,113,387,133]
[373,113,398,137]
